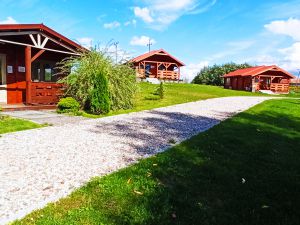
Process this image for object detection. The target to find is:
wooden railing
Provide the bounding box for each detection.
[270,83,289,93]
[30,82,64,105]
[136,69,145,78]
[157,70,179,80]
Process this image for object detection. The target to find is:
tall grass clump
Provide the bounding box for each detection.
[58,49,137,114]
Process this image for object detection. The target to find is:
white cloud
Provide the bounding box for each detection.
[130,36,156,46]
[278,42,300,72]
[133,7,154,23]
[181,61,209,82]
[103,21,121,29]
[0,16,18,24]
[124,19,137,27]
[265,18,300,41]
[76,37,93,49]
[133,0,216,29]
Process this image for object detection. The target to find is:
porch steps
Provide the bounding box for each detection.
[259,90,279,95]
[146,78,161,84]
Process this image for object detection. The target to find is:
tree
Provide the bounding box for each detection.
[58,49,137,114]
[192,62,252,86]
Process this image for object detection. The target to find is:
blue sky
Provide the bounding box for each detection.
[1,0,300,80]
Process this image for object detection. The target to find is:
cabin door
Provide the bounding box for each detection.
[0,54,7,103]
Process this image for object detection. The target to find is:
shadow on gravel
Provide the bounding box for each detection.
[88,110,228,155]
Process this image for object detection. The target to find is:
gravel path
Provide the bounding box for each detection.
[1,110,88,126]
[0,97,272,224]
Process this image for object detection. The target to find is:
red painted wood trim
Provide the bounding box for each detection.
[31,49,45,62]
[0,24,84,51]
[25,46,32,105]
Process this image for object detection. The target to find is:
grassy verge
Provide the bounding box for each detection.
[0,115,43,134]
[81,83,267,118]
[14,99,300,225]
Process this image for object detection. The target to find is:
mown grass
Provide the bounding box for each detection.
[81,83,267,118]
[14,99,300,225]
[0,115,42,134]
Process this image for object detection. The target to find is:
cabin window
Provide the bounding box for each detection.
[32,60,57,82]
[0,54,6,85]
[44,64,52,82]
[225,78,230,85]
[145,64,151,77]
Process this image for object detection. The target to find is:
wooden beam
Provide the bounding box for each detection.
[31,49,45,62]
[25,46,32,105]
[0,38,80,55]
[0,31,39,36]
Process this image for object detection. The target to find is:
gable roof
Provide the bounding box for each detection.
[0,24,85,52]
[223,65,295,78]
[130,49,185,66]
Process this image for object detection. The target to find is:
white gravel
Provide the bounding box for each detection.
[0,96,272,224]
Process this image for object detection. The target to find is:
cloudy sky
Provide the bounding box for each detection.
[1,0,300,81]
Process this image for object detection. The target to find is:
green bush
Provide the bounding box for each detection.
[89,72,110,114]
[58,49,137,115]
[109,64,137,110]
[155,82,164,99]
[57,97,80,113]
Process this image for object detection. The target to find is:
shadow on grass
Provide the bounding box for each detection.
[83,101,300,225]
[14,100,300,225]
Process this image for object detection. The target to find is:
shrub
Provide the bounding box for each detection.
[155,82,164,99]
[109,64,137,110]
[192,62,252,86]
[89,71,110,114]
[57,97,80,113]
[58,49,137,114]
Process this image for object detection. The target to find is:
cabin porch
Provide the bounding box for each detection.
[135,61,181,80]
[253,75,290,93]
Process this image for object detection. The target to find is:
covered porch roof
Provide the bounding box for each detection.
[223,65,295,79]
[0,24,85,55]
[129,49,185,67]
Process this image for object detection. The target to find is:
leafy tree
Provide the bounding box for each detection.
[58,49,137,114]
[192,62,252,86]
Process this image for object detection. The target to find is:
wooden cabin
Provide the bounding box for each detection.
[223,65,295,93]
[0,24,84,106]
[129,49,185,81]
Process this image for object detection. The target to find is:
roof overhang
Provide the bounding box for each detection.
[0,24,86,56]
[130,49,185,67]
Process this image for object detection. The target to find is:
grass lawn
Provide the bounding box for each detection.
[14,99,300,225]
[0,115,43,134]
[81,83,267,118]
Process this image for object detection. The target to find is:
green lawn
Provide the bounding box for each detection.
[14,99,300,225]
[81,83,267,118]
[0,115,42,134]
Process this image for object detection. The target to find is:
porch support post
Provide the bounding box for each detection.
[25,46,32,105]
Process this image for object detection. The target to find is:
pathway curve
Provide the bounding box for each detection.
[0,97,272,224]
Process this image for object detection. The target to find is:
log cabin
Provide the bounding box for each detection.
[129,49,185,81]
[0,24,84,107]
[223,65,295,93]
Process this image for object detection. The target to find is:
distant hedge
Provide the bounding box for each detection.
[192,63,252,86]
